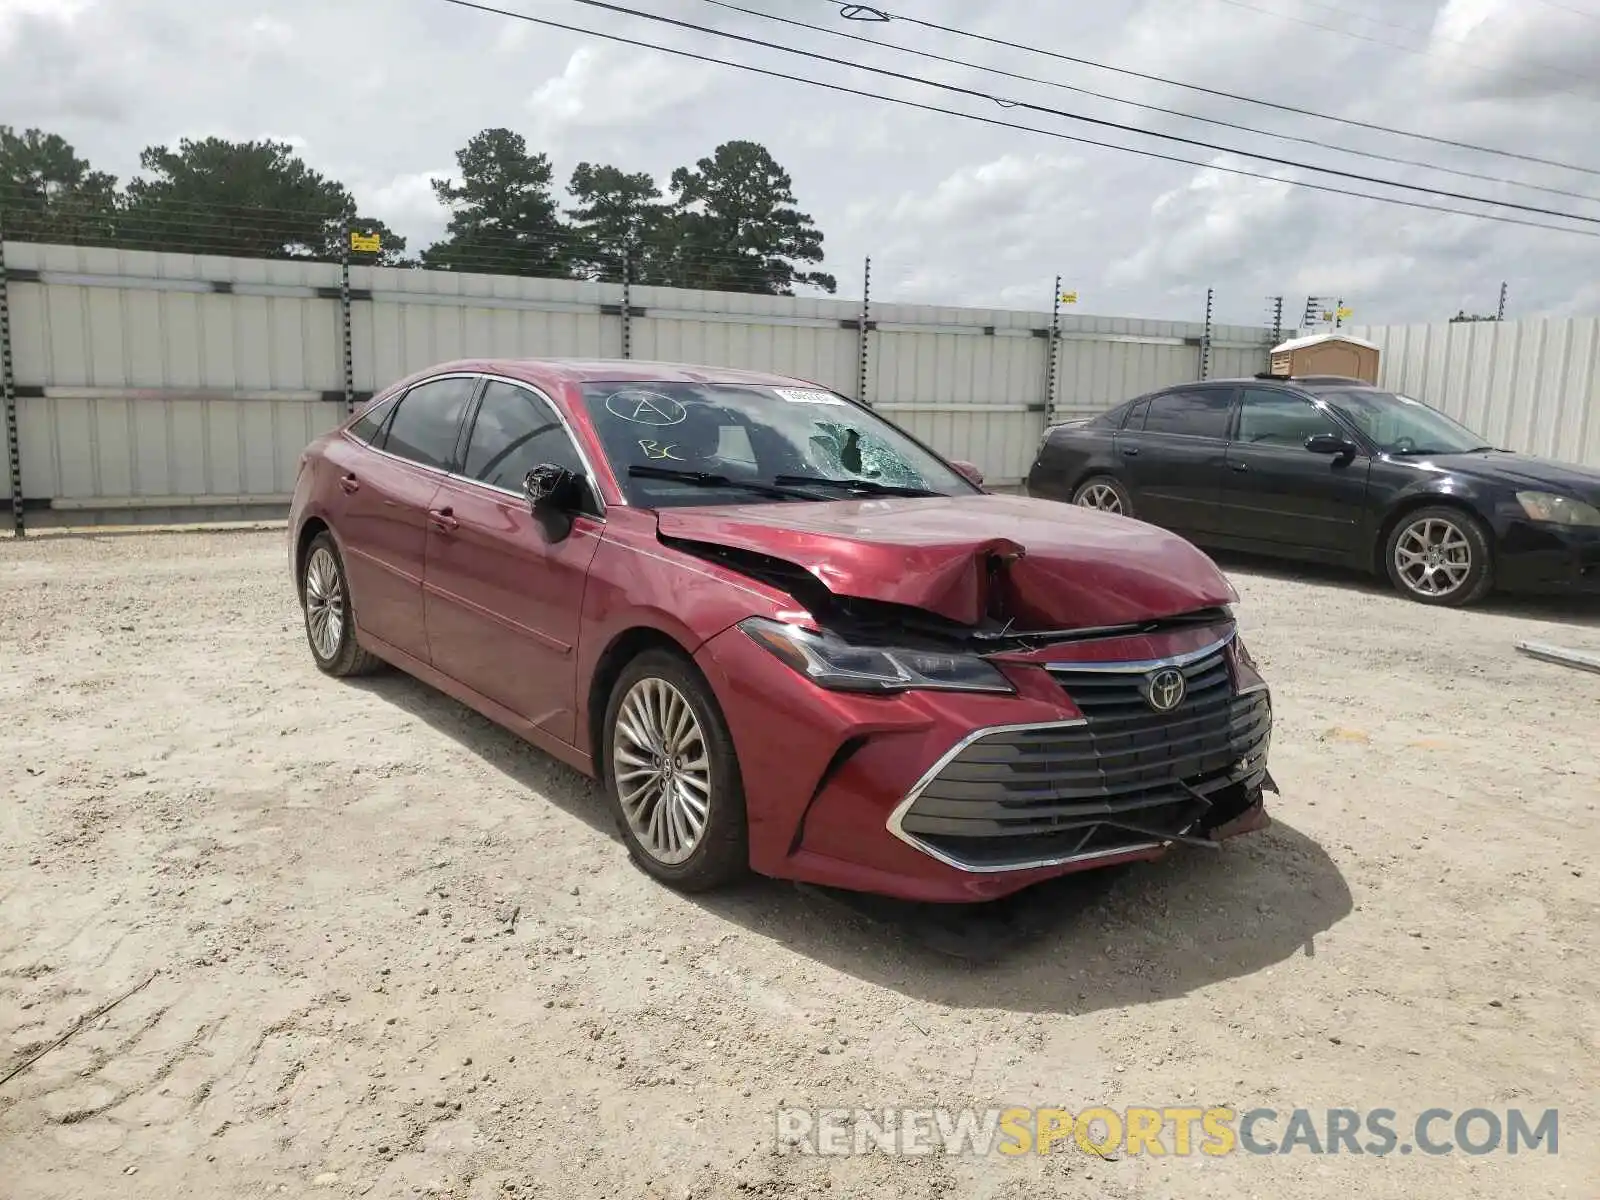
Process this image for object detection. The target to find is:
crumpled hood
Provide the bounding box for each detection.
[655,493,1237,627]
[1416,450,1600,502]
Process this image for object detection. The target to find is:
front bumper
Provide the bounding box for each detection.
[695,621,1275,903]
[1495,519,1600,595]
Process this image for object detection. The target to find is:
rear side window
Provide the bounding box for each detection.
[348,397,395,445]
[1140,389,1232,439]
[1090,402,1131,429]
[383,376,477,470]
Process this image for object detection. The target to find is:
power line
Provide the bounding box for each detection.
[815,0,1600,179]
[690,0,1600,206]
[436,0,1600,240]
[1210,0,1595,98]
[1523,0,1600,22]
[455,0,1600,227]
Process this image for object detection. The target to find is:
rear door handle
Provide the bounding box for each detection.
[339,473,360,493]
[428,507,459,533]
[1230,462,1250,473]
[1121,447,1140,457]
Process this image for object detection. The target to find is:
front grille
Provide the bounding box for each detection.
[893,645,1271,871]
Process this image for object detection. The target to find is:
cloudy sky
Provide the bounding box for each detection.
[2,0,1598,327]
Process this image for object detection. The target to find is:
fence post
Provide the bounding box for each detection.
[1497,281,1508,321]
[1200,287,1214,380]
[857,256,872,406]
[1268,296,1283,348]
[340,222,355,416]
[1045,274,1062,420]
[0,213,22,537]
[621,237,634,360]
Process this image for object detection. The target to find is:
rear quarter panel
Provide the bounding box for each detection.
[1026,423,1121,501]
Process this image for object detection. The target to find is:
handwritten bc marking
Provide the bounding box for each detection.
[606,389,687,426]
[638,440,684,461]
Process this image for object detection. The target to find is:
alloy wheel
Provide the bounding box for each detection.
[304,546,346,660]
[612,677,711,866]
[1077,482,1124,514]
[1393,516,1472,598]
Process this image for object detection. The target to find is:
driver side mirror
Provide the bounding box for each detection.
[523,464,585,541]
[524,463,582,510]
[951,459,985,488]
[1304,433,1356,457]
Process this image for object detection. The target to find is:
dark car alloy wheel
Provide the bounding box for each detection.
[1072,476,1132,516]
[602,649,749,891]
[1383,507,1494,606]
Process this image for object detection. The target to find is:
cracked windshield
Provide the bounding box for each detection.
[581,381,976,505]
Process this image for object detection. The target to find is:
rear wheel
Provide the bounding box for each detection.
[602,649,748,892]
[1383,507,1494,607]
[1072,475,1133,517]
[300,532,384,676]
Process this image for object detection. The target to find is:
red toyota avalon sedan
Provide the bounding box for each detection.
[288,359,1276,903]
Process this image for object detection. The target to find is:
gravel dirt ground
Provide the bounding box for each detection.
[1,527,1596,1200]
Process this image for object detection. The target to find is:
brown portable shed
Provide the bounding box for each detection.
[1269,332,1380,383]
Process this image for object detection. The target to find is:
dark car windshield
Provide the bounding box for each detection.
[1321,389,1492,456]
[580,381,979,506]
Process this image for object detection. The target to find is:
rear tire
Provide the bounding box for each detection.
[1072,475,1133,517]
[601,648,748,892]
[300,532,385,677]
[1382,506,1494,607]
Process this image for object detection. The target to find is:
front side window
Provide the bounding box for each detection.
[382,376,476,470]
[1235,388,1342,447]
[1321,389,1492,456]
[463,381,597,513]
[580,381,979,508]
[1139,389,1233,439]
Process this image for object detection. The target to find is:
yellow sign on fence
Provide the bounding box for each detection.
[1059,291,1078,304]
[349,231,381,253]
[1336,305,1353,320]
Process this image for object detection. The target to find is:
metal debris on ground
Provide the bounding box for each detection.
[1514,640,1600,675]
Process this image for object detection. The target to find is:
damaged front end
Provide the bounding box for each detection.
[664,515,1278,881]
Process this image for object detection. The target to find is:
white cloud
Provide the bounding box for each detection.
[0,0,1596,324]
[527,44,715,131]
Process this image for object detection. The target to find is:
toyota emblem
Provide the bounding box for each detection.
[1144,667,1186,713]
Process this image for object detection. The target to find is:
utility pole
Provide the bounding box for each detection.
[1497,281,1507,321]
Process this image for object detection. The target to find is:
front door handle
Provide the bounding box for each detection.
[1121,447,1140,457]
[339,473,360,494]
[428,507,460,533]
[1230,462,1250,473]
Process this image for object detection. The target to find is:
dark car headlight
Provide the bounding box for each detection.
[738,617,1015,694]
[1516,491,1600,528]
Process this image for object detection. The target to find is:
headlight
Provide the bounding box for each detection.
[1516,491,1600,527]
[738,617,1015,694]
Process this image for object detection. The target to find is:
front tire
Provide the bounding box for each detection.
[1072,475,1133,517]
[300,532,384,677]
[1383,506,1494,607]
[602,649,749,892]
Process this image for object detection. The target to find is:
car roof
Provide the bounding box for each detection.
[1193,375,1381,390]
[410,357,826,390]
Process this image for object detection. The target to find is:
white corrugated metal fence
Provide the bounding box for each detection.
[2,240,1273,527]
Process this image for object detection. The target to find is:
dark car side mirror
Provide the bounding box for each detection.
[951,459,985,488]
[1304,433,1356,457]
[523,464,585,541]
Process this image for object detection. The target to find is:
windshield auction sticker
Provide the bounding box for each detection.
[773,388,846,406]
